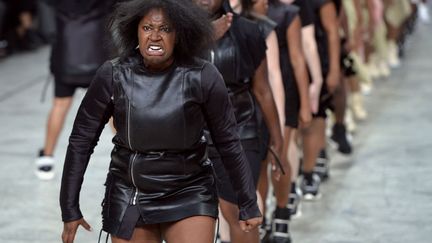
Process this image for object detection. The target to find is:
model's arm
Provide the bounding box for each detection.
[301,24,323,114]
[251,58,284,176]
[201,63,261,221]
[320,2,341,93]
[287,16,312,126]
[265,30,286,132]
[60,61,114,222]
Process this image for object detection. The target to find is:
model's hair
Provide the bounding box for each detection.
[240,0,255,17]
[268,0,281,5]
[109,0,213,63]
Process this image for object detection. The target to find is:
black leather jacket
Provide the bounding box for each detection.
[59,53,260,222]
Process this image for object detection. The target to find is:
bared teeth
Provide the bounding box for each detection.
[149,45,162,51]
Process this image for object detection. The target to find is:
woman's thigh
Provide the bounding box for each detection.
[111,224,162,243]
[162,216,216,243]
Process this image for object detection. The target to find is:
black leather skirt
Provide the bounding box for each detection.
[102,146,218,240]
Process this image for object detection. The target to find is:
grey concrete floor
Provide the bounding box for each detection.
[0,23,432,243]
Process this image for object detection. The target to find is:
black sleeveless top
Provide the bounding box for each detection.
[268,2,299,88]
[205,2,266,139]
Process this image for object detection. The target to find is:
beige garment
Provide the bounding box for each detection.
[385,0,412,27]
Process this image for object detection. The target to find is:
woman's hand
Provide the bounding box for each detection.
[326,71,340,94]
[239,216,263,232]
[265,142,284,182]
[299,105,312,129]
[62,218,92,243]
[212,13,233,40]
[309,82,321,114]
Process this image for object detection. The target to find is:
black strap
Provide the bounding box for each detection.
[266,145,286,175]
[214,217,220,243]
[97,229,110,243]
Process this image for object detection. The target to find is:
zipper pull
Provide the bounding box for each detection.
[132,190,138,205]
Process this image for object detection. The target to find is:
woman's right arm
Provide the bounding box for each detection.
[265,30,286,133]
[60,61,114,238]
[287,15,312,126]
[300,24,323,114]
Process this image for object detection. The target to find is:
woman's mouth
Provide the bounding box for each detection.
[146,45,164,55]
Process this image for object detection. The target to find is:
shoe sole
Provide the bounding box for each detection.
[290,204,302,220]
[303,193,322,201]
[35,170,55,180]
[328,139,352,156]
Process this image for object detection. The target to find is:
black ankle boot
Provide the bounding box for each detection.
[270,207,291,243]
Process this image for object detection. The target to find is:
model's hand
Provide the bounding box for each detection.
[265,141,284,181]
[309,82,321,114]
[239,216,262,232]
[299,105,312,128]
[62,218,92,243]
[212,13,233,40]
[326,71,340,94]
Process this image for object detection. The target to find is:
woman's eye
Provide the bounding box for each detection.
[161,26,171,33]
[143,26,151,31]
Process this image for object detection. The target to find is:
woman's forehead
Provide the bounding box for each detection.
[141,8,171,24]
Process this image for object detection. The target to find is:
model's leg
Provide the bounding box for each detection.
[218,212,231,242]
[330,77,353,155]
[219,198,260,243]
[257,159,269,214]
[35,96,73,180]
[112,225,162,243]
[287,129,302,218]
[162,216,216,243]
[43,96,73,155]
[301,117,326,200]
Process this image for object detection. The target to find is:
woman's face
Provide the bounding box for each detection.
[252,0,268,15]
[138,8,176,72]
[194,0,224,15]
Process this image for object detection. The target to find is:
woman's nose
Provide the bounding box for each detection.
[149,30,161,40]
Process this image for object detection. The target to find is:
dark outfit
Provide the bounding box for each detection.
[310,0,340,118]
[268,2,303,128]
[243,12,276,160]
[59,52,260,240]
[50,0,114,97]
[205,3,267,204]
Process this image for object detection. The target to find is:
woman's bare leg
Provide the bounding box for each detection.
[111,224,162,243]
[219,198,260,243]
[162,216,216,243]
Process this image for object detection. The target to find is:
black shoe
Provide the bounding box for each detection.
[287,183,302,219]
[313,149,329,181]
[260,224,271,243]
[300,173,322,201]
[330,123,352,154]
[270,207,291,243]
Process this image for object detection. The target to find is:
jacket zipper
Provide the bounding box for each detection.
[127,100,133,150]
[127,99,138,205]
[130,152,139,205]
[210,50,215,64]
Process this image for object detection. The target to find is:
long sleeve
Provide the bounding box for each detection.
[201,63,261,220]
[60,61,114,222]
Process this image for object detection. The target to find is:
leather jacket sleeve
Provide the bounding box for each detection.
[60,61,114,222]
[201,63,261,220]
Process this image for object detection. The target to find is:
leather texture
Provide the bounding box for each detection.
[59,53,261,234]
